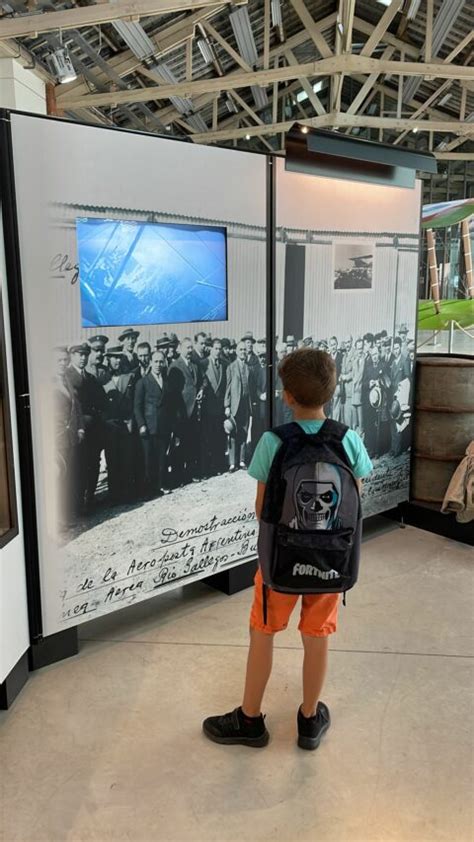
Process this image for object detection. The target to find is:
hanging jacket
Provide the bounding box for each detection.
[441,441,474,524]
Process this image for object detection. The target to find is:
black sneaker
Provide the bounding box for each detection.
[202,707,269,747]
[297,702,331,751]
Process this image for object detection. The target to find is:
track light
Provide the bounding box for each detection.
[46,48,77,84]
[112,20,155,60]
[151,62,193,115]
[229,6,258,67]
[271,0,284,41]
[438,93,452,107]
[187,113,208,133]
[245,133,251,140]
[251,86,269,109]
[407,0,422,18]
[225,96,239,114]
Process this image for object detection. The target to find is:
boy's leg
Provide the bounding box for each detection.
[242,628,275,717]
[300,633,329,717]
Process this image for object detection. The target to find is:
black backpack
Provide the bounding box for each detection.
[258,420,362,624]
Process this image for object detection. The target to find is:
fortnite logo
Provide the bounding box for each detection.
[292,563,340,580]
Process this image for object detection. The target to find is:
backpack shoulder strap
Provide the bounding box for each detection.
[318,418,349,442]
[271,422,304,442]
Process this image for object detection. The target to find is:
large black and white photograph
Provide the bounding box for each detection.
[9,114,268,634]
[50,202,267,629]
[54,323,268,527]
[334,242,374,290]
[276,159,421,518]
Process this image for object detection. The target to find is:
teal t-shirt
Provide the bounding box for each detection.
[248,420,373,484]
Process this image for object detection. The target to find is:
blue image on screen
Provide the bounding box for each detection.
[76,218,228,327]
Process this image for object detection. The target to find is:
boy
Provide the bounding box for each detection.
[203,349,373,750]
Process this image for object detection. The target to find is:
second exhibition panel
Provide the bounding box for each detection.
[275,157,421,516]
[9,113,268,635]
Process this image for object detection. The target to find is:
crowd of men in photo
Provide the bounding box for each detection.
[53,323,414,526]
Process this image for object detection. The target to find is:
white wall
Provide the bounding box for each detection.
[0,213,29,684]
[0,58,46,114]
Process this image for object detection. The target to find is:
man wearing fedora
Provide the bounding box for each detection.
[398,324,410,359]
[155,333,170,357]
[134,350,172,498]
[66,342,106,511]
[224,341,252,471]
[241,332,258,368]
[86,335,111,384]
[166,333,180,367]
[119,328,140,373]
[103,346,136,503]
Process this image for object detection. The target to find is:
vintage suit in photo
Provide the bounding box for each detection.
[168,356,202,482]
[65,365,106,506]
[53,374,83,520]
[134,372,171,495]
[351,354,365,433]
[202,357,227,474]
[249,363,267,456]
[390,355,411,455]
[104,373,135,502]
[225,359,252,467]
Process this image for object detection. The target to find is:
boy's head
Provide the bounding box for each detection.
[279,349,336,409]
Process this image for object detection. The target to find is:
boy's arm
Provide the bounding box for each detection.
[255,482,266,520]
[356,478,362,494]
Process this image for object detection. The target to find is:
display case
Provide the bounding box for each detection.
[0,289,17,547]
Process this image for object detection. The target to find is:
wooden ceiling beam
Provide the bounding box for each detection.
[56,6,225,101]
[189,111,473,144]
[289,0,333,58]
[360,0,404,57]
[0,0,246,39]
[58,55,474,109]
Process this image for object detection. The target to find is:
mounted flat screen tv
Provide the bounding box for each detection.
[76,217,228,327]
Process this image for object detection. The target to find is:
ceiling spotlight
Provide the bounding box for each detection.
[165,125,172,131]
[412,127,418,133]
[46,48,77,84]
[245,133,251,140]
[301,126,309,134]
[337,21,344,35]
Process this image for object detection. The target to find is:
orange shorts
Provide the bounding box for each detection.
[250,569,340,637]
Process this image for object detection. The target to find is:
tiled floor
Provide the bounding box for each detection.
[1,523,473,842]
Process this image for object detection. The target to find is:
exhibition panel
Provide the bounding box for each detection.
[7,113,268,635]
[2,113,425,644]
[275,158,421,516]
[0,208,29,700]
[0,285,16,546]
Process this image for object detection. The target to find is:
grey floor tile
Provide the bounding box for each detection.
[1,637,473,842]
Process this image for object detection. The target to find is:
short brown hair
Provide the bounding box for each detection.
[279,349,336,407]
